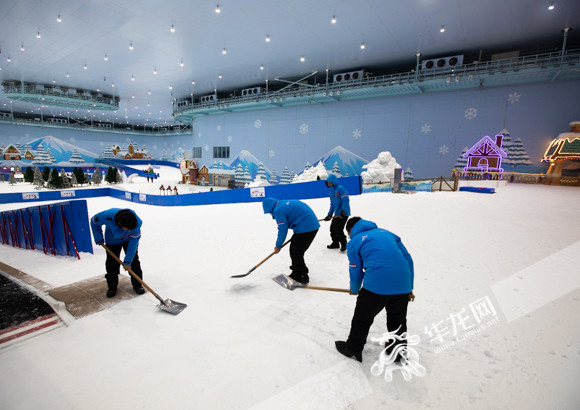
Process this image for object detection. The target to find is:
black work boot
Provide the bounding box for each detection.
[106,288,117,298]
[327,243,339,249]
[335,341,362,362]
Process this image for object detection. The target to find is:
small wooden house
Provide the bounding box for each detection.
[543,121,580,185]
[197,165,210,185]
[3,144,22,161]
[462,134,507,172]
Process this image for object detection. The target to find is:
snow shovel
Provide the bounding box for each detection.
[101,245,187,315]
[230,238,291,278]
[272,274,351,293]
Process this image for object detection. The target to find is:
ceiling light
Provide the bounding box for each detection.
[260,65,264,70]
[222,48,227,54]
[440,25,445,33]
[20,43,25,51]
[153,67,157,75]
[57,14,62,23]
[331,15,337,24]
[129,41,133,50]
[66,72,70,78]
[52,79,56,83]
[36,31,41,39]
[83,63,87,69]
[112,83,115,87]
[548,2,555,10]
[180,58,184,67]
[148,89,151,94]
[215,4,220,13]
[169,85,173,90]
[218,74,222,79]
[300,56,305,62]
[170,24,175,32]
[104,53,108,61]
[360,42,366,49]
[192,80,195,85]
[131,74,135,81]
[6,56,11,62]
[265,34,270,42]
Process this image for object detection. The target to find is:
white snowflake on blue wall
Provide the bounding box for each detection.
[421,124,431,134]
[353,129,362,139]
[254,119,262,128]
[269,149,275,158]
[464,107,477,120]
[300,123,309,134]
[439,145,449,155]
[227,135,232,143]
[217,125,222,131]
[197,132,202,138]
[507,92,520,104]
[204,145,209,151]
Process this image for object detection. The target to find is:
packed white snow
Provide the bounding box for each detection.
[0,166,579,410]
[361,151,401,183]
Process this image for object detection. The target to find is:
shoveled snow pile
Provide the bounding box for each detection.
[293,162,329,183]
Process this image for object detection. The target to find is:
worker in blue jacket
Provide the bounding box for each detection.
[262,197,320,284]
[335,217,414,363]
[90,208,145,298]
[324,174,350,252]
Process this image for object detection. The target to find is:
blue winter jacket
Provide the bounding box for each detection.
[262,197,320,248]
[346,219,414,295]
[90,208,142,265]
[326,174,350,217]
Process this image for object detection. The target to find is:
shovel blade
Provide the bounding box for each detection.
[272,274,306,291]
[157,299,187,315]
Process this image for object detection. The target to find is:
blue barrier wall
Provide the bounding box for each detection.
[0,176,362,207]
[0,200,93,258]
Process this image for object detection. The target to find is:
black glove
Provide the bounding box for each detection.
[96,240,104,245]
[324,215,332,221]
[339,210,346,218]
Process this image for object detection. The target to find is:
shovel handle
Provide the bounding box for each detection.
[304,285,351,293]
[101,244,166,305]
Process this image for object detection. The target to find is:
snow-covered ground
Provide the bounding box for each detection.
[0,167,579,409]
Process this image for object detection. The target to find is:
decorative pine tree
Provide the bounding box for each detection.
[33,167,44,187]
[46,148,56,164]
[454,147,469,170]
[91,167,102,185]
[234,163,244,187]
[33,145,50,166]
[101,145,115,160]
[280,167,291,184]
[331,161,342,176]
[269,169,278,184]
[74,168,87,185]
[304,162,311,171]
[242,166,251,186]
[71,172,78,186]
[24,167,34,183]
[60,169,72,188]
[47,169,62,189]
[256,163,267,181]
[42,167,51,182]
[69,149,85,164]
[404,167,414,181]
[504,137,532,167]
[106,166,116,184]
[116,169,124,183]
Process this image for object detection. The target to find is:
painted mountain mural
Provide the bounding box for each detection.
[28,135,98,163]
[229,150,273,179]
[311,146,369,177]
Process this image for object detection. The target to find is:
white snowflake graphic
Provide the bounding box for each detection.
[300,123,309,134]
[204,145,209,152]
[217,125,222,131]
[254,119,262,128]
[507,92,520,104]
[464,107,477,120]
[197,132,202,138]
[269,149,275,158]
[227,135,232,143]
[421,124,431,134]
[353,129,362,139]
[439,145,449,155]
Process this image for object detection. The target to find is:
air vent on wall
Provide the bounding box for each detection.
[200,95,216,103]
[421,55,464,70]
[333,70,364,83]
[241,87,262,96]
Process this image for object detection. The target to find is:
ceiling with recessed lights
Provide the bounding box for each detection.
[0,0,578,130]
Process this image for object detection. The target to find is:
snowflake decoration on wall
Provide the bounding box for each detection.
[217,125,222,131]
[197,132,202,138]
[254,119,262,128]
[507,92,520,104]
[353,129,362,139]
[464,107,477,120]
[421,124,431,134]
[269,149,275,158]
[300,123,309,134]
[204,145,209,152]
[439,145,449,155]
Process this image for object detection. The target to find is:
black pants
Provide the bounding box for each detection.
[347,288,409,354]
[289,229,318,277]
[330,216,348,247]
[105,243,143,290]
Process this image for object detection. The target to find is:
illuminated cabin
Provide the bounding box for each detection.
[543,121,580,185]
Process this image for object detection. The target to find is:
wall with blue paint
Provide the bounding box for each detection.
[1,80,579,179]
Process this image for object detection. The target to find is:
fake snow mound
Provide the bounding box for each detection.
[293,162,328,183]
[247,176,271,187]
[361,151,400,183]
